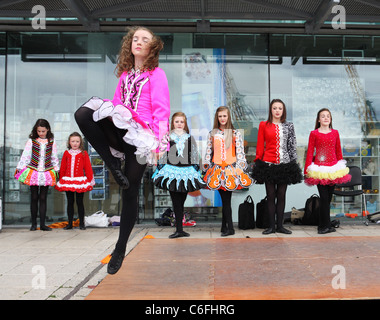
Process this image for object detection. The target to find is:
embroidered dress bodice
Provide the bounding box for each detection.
[109,67,170,146]
[68,149,81,177]
[17,138,59,172]
[304,129,343,174]
[159,131,200,168]
[255,121,297,164]
[212,131,236,166]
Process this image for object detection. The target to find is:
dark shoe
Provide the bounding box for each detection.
[169,231,190,239]
[107,250,125,275]
[318,227,334,234]
[40,225,52,231]
[64,224,73,230]
[221,230,235,237]
[331,219,340,228]
[30,225,37,231]
[262,228,275,235]
[109,159,129,189]
[79,224,86,230]
[276,226,292,234]
[111,168,130,189]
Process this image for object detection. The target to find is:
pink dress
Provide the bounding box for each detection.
[81,67,170,164]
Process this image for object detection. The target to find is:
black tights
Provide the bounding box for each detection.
[218,189,234,232]
[265,182,288,229]
[66,191,85,225]
[30,186,49,227]
[75,107,146,254]
[169,191,188,232]
[317,184,335,230]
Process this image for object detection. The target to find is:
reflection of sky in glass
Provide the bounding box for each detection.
[271,58,380,145]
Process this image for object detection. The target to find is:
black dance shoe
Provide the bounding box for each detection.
[276,227,292,234]
[64,224,73,230]
[40,225,52,231]
[169,231,190,239]
[107,250,125,275]
[108,158,129,189]
[318,227,336,234]
[262,228,275,235]
[110,168,130,189]
[221,229,235,237]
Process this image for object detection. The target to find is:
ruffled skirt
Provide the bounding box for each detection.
[55,176,94,193]
[304,159,351,186]
[81,96,158,165]
[152,164,205,193]
[15,167,58,187]
[203,163,253,191]
[252,159,303,185]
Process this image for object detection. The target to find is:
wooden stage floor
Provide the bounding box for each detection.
[86,236,380,300]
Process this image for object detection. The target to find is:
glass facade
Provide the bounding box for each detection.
[1,31,379,225]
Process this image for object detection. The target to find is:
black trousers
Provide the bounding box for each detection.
[169,191,188,232]
[66,191,85,225]
[264,182,288,229]
[218,189,234,232]
[30,186,49,227]
[75,107,146,254]
[317,184,335,229]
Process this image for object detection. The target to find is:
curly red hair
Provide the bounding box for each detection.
[115,26,164,77]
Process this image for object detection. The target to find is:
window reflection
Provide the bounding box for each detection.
[1,32,379,225]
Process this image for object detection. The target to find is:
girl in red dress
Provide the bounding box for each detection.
[304,108,351,234]
[252,99,302,234]
[55,132,94,230]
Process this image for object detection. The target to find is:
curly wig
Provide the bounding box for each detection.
[115,26,164,77]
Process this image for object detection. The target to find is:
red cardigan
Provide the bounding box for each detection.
[255,121,297,164]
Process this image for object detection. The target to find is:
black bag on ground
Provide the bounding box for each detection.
[238,195,255,230]
[154,208,174,226]
[302,194,320,226]
[256,197,270,229]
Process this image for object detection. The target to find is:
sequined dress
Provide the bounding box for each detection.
[304,129,351,186]
[152,132,205,193]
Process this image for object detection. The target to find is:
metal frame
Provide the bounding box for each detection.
[0,0,380,34]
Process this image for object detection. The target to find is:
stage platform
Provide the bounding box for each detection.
[86,236,380,300]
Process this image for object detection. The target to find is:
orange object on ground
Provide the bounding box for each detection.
[345,213,358,218]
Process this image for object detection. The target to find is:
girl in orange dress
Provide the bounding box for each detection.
[203,106,253,236]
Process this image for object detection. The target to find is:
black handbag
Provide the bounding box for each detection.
[238,195,255,230]
[302,194,320,226]
[256,196,270,229]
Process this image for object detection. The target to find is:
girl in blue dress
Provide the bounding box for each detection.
[153,112,205,238]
